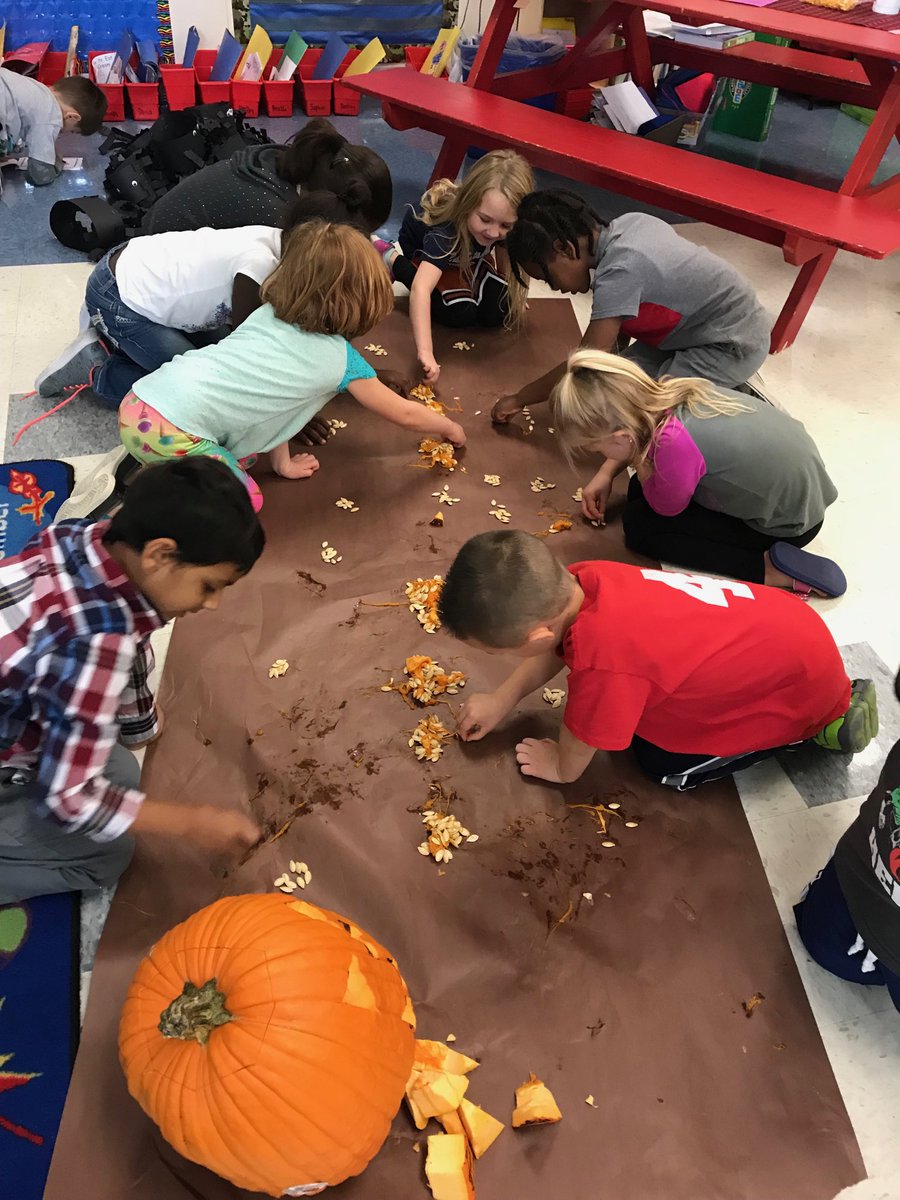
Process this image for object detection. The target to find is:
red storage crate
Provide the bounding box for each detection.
[38,51,69,86]
[88,51,125,122]
[332,48,361,115]
[160,64,196,110]
[127,81,160,121]
[298,48,333,116]
[263,50,295,117]
[231,79,262,117]
[405,46,430,71]
[195,48,232,104]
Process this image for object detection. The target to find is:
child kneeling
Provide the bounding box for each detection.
[117,221,465,511]
[439,530,876,789]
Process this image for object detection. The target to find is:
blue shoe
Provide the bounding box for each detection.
[36,331,108,397]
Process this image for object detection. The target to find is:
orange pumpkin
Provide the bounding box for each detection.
[118,894,416,1197]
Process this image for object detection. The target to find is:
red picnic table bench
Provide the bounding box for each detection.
[347,0,900,353]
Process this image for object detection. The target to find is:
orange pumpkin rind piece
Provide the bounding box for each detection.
[414,1039,480,1076]
[408,1066,469,1118]
[425,1133,475,1200]
[511,1074,562,1128]
[458,1097,505,1158]
[437,1110,465,1136]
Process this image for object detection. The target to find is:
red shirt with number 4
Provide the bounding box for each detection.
[562,561,850,756]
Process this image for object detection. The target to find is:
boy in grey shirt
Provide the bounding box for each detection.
[0,68,107,186]
[495,188,770,422]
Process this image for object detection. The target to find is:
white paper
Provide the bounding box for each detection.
[240,51,263,81]
[274,53,299,81]
[90,51,117,84]
[599,81,657,135]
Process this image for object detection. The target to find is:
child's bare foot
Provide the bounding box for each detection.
[763,544,847,599]
[276,452,320,480]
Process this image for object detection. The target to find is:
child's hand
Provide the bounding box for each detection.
[515,737,562,783]
[377,368,412,396]
[491,394,523,424]
[582,467,614,525]
[443,419,466,447]
[275,452,320,480]
[183,807,261,855]
[457,692,510,742]
[294,417,332,447]
[420,353,441,383]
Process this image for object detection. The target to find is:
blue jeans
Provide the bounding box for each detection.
[85,248,199,409]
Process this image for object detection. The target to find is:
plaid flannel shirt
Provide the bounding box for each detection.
[0,520,164,841]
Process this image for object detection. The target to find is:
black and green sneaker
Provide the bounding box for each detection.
[814,678,879,754]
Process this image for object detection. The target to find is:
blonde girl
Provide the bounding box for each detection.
[373,149,534,383]
[114,222,465,513]
[552,350,844,598]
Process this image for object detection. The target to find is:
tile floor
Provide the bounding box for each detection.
[2,92,899,1197]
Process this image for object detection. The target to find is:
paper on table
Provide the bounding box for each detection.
[342,37,386,76]
[599,80,658,134]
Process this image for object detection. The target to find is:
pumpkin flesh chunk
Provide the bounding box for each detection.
[425,1133,475,1200]
[458,1097,505,1158]
[511,1074,562,1127]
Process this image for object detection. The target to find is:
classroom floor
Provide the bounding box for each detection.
[1,91,899,1195]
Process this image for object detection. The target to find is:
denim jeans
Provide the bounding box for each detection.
[85,248,198,409]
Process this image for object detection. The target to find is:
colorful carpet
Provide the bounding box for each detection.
[0,893,81,1200]
[0,460,74,559]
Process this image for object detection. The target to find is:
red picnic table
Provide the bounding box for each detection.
[348,0,900,351]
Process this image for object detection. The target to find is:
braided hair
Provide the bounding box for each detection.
[505,189,604,287]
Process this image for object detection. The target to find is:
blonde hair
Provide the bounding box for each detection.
[551,349,751,463]
[261,220,393,339]
[419,150,534,328]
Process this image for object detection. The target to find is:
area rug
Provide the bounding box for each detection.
[0,460,74,559]
[45,301,865,1200]
[0,894,80,1200]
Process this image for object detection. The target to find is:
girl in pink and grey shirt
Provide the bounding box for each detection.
[551,350,844,598]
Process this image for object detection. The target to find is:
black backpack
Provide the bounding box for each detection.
[50,102,270,255]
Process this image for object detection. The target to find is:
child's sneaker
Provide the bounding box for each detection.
[36,330,108,397]
[814,678,879,754]
[370,236,399,270]
[54,445,140,522]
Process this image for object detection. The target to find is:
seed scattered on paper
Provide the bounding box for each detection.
[275,862,312,893]
[542,687,565,708]
[327,418,347,433]
[585,1095,598,1108]
[572,487,584,502]
[490,502,511,524]
[335,497,360,512]
[320,542,343,565]
[483,474,501,487]
[410,382,436,403]
[521,405,535,435]
[416,783,478,858]
[409,714,453,762]
[433,485,461,506]
[582,892,593,902]
[269,659,289,679]
[548,427,555,434]
[530,477,557,493]
[383,655,466,706]
[452,340,474,351]
[418,438,458,471]
[474,410,482,416]
[607,802,621,811]
[446,1034,457,1043]
[406,575,444,634]
[364,343,389,357]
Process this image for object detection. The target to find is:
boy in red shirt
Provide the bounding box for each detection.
[439,530,877,788]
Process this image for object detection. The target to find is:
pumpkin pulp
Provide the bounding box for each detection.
[158,978,233,1045]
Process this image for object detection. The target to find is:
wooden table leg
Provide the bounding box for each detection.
[467,0,519,90]
[841,63,900,196]
[770,246,837,353]
[622,7,655,96]
[428,135,473,186]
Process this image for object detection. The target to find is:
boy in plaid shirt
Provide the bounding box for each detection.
[0,458,263,903]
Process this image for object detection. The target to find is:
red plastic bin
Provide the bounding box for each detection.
[405,46,430,71]
[160,64,196,110]
[88,51,126,122]
[332,48,361,115]
[38,51,69,86]
[298,49,333,116]
[556,87,592,120]
[127,81,160,121]
[263,50,295,117]
[231,78,263,117]
[194,48,232,103]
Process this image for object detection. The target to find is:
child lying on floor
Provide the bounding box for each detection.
[113,221,465,512]
[438,530,876,790]
[493,189,772,423]
[795,668,899,1013]
[373,150,534,383]
[0,459,261,905]
[551,350,845,598]
[0,67,106,186]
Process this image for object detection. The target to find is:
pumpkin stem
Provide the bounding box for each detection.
[158,978,233,1045]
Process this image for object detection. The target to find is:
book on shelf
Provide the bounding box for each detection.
[672,28,754,49]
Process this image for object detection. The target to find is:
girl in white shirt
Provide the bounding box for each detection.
[36,191,366,442]
[116,220,466,512]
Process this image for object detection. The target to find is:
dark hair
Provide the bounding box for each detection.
[505,189,603,287]
[276,118,392,233]
[103,459,265,574]
[52,76,108,135]
[281,189,368,240]
[438,530,572,648]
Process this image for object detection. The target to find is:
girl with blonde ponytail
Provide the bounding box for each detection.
[551,350,845,597]
[372,150,534,383]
